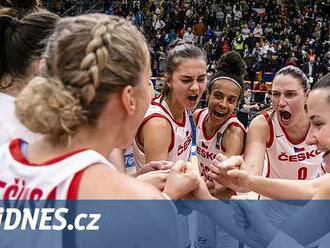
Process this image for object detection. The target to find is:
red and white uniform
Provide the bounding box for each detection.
[0,93,40,145]
[194,108,245,248]
[0,139,116,248]
[262,111,324,181]
[195,108,245,180]
[133,97,193,168]
[133,97,192,248]
[0,139,116,201]
[261,112,324,233]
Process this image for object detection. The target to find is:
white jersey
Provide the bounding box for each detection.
[0,139,116,248]
[133,97,192,168]
[133,97,192,247]
[261,112,324,231]
[195,108,245,181]
[0,93,40,145]
[194,109,245,248]
[262,111,323,180]
[0,139,116,201]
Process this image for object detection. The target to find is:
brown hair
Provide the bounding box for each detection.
[161,41,206,101]
[0,0,42,18]
[16,14,149,146]
[274,65,309,92]
[0,11,58,89]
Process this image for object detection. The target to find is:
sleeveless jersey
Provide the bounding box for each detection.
[0,139,116,248]
[261,112,324,231]
[0,139,116,201]
[262,112,323,180]
[133,97,192,168]
[195,108,245,181]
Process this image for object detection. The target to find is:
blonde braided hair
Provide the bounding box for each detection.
[16,14,149,146]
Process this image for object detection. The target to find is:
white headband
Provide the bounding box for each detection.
[209,76,242,90]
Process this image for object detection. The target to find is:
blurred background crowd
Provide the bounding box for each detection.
[40,0,329,124]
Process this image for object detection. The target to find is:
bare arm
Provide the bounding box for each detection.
[221,159,330,200]
[222,125,245,156]
[211,125,245,199]
[242,114,270,175]
[278,182,330,246]
[140,117,172,162]
[247,174,328,200]
[78,163,165,200]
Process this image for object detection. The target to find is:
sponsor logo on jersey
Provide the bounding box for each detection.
[196,146,216,160]
[124,154,135,168]
[277,149,322,162]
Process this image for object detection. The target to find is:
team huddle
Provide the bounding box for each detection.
[1,1,330,248]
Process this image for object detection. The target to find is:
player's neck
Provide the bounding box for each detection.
[164,97,185,122]
[205,116,226,137]
[284,113,310,142]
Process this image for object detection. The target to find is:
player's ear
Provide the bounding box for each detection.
[120,85,137,116]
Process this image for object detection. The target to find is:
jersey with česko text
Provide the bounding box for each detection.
[262,111,323,181]
[195,108,245,181]
[261,112,324,228]
[133,97,192,168]
[0,139,116,201]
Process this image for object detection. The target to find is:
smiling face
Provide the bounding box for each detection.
[271,74,307,127]
[306,88,330,166]
[167,58,207,111]
[208,79,241,125]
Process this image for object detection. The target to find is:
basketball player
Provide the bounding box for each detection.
[0,7,58,145]
[206,73,330,247]
[0,14,200,247]
[211,66,323,224]
[133,40,207,248]
[194,51,246,248]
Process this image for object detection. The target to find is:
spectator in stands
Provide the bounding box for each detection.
[253,80,268,104]
[183,27,194,45]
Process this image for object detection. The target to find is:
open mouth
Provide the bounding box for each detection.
[213,110,228,119]
[187,95,199,102]
[279,110,292,123]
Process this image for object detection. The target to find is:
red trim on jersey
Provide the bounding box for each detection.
[228,122,246,134]
[202,114,228,141]
[220,122,246,154]
[262,112,274,148]
[9,139,88,166]
[151,99,186,127]
[136,113,175,153]
[202,114,239,141]
[47,188,57,200]
[67,169,87,200]
[321,164,327,174]
[221,142,226,153]
[195,108,206,125]
[279,122,310,145]
[265,150,271,178]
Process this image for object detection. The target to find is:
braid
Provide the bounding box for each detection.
[20,14,150,145]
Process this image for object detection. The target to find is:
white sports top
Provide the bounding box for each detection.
[262,111,324,180]
[133,97,192,168]
[0,139,116,201]
[195,108,245,181]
